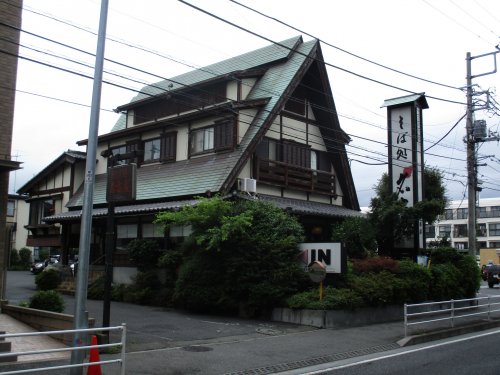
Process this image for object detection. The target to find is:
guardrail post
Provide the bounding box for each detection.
[451,300,455,328]
[404,304,408,337]
[121,323,127,375]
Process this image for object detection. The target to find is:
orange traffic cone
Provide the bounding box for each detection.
[87,335,102,375]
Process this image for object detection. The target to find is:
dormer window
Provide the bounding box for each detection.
[144,138,161,162]
[189,119,235,156]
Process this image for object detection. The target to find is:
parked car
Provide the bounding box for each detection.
[487,265,500,288]
[30,256,60,275]
[30,259,49,274]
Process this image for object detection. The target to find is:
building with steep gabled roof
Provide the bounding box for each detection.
[22,36,362,278]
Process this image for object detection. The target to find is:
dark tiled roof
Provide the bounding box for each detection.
[46,198,198,222]
[256,194,364,219]
[67,152,236,207]
[116,37,300,107]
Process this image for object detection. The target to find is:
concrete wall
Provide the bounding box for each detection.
[1,303,95,345]
[272,306,403,328]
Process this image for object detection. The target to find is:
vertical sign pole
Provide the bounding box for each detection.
[70,1,108,373]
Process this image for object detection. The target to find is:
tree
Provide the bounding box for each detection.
[369,168,447,255]
[331,217,376,259]
[156,197,308,315]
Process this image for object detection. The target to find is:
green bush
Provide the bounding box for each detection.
[127,239,161,271]
[111,284,127,302]
[35,269,61,291]
[429,263,463,300]
[19,248,32,268]
[430,247,480,299]
[29,290,65,313]
[457,255,481,298]
[393,259,431,303]
[88,276,105,300]
[287,287,363,310]
[173,251,230,313]
[10,248,19,266]
[351,271,397,306]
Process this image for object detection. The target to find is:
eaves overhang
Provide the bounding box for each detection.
[78,98,270,146]
[44,199,199,223]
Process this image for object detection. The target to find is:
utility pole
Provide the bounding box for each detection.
[465,52,476,258]
[70,1,108,373]
[465,47,499,258]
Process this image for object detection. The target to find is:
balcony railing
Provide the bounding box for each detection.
[254,158,336,197]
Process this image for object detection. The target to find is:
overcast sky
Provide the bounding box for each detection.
[9,0,500,207]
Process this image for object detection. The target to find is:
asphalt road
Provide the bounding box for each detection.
[308,328,500,375]
[5,271,315,352]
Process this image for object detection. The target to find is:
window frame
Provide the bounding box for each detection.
[189,120,234,156]
[489,223,500,237]
[143,138,161,163]
[7,200,15,217]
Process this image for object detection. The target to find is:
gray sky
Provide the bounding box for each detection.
[10,0,500,207]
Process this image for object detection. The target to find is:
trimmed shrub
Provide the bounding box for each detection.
[392,259,431,303]
[35,269,61,291]
[351,271,396,306]
[429,263,463,301]
[287,287,363,310]
[29,290,65,313]
[457,255,481,298]
[19,248,32,268]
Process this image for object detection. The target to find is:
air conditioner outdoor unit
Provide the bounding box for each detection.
[239,178,257,193]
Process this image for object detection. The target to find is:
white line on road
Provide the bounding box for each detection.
[302,328,500,374]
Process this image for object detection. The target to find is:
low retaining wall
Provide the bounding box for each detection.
[1,302,95,346]
[272,306,403,328]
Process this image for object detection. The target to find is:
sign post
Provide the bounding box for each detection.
[308,261,326,301]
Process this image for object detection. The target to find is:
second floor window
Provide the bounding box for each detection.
[453,224,468,238]
[143,138,161,162]
[444,209,453,220]
[191,127,214,154]
[478,207,487,218]
[456,208,468,219]
[489,223,500,236]
[492,206,500,218]
[190,120,234,156]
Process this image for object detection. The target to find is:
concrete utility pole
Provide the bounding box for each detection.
[465,47,499,258]
[70,0,109,373]
[465,52,476,258]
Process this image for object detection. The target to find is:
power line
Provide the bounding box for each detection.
[177,0,466,106]
[230,0,460,91]
[1,13,470,171]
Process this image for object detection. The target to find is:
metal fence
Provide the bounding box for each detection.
[404,296,500,337]
[0,324,126,375]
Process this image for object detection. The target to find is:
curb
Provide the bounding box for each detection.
[398,319,500,346]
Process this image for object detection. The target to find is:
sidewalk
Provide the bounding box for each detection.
[0,313,69,363]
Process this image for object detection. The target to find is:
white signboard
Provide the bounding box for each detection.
[390,106,415,207]
[298,242,342,274]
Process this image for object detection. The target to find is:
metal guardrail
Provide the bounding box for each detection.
[404,296,500,337]
[0,324,126,375]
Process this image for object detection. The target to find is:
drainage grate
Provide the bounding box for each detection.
[223,343,400,375]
